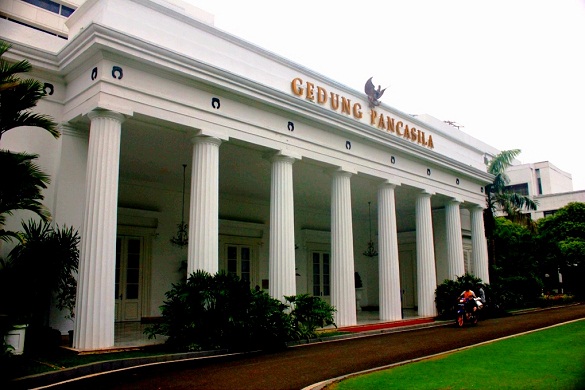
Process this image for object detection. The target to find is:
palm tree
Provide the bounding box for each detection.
[0,151,51,243]
[0,40,58,242]
[0,40,59,141]
[484,149,538,265]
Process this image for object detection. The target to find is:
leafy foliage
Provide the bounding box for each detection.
[435,274,484,318]
[146,271,336,352]
[0,220,79,326]
[484,150,538,267]
[492,218,538,274]
[285,294,336,341]
[0,40,58,243]
[476,217,543,310]
[0,40,59,141]
[537,202,585,297]
[490,217,543,307]
[485,150,538,223]
[0,151,51,243]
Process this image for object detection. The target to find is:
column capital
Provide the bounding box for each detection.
[379,180,399,189]
[469,203,486,212]
[327,167,356,178]
[87,109,126,123]
[264,149,302,163]
[190,135,223,147]
[417,189,434,198]
[448,197,464,205]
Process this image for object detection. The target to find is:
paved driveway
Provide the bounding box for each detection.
[36,304,585,390]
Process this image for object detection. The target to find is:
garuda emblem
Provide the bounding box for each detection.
[364,77,386,108]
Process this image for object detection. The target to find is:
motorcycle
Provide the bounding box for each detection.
[455,297,483,327]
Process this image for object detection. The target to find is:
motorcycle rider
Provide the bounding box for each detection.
[459,285,478,315]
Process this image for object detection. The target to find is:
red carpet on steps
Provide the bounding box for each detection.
[338,318,435,333]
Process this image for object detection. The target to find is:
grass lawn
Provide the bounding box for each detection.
[329,319,585,390]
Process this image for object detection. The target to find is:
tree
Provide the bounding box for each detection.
[0,40,59,141]
[490,217,542,308]
[0,40,59,242]
[537,202,585,297]
[484,149,538,266]
[0,152,51,243]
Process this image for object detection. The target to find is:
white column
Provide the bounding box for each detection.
[330,169,357,327]
[378,182,402,321]
[188,136,222,275]
[268,152,297,301]
[73,110,124,350]
[416,190,437,317]
[445,199,465,280]
[471,205,490,283]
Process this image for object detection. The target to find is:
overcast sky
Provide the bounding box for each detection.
[187,0,585,191]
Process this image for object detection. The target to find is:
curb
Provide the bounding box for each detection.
[11,304,579,389]
[9,319,444,389]
[9,349,235,389]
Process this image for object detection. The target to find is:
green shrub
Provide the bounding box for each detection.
[285,294,336,341]
[145,270,253,351]
[435,274,484,319]
[489,275,543,310]
[146,271,336,352]
[244,289,292,350]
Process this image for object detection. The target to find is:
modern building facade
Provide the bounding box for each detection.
[504,161,585,220]
[1,0,495,351]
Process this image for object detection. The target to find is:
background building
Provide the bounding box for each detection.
[505,161,585,220]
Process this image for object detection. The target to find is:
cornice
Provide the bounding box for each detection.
[5,18,494,186]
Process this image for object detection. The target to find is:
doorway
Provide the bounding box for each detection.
[115,236,143,322]
[310,249,331,304]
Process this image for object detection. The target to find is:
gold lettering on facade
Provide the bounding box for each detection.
[341,97,351,115]
[370,110,378,125]
[396,121,403,136]
[306,82,315,101]
[317,86,328,104]
[353,103,363,119]
[387,116,395,133]
[290,77,434,149]
[291,78,303,96]
[330,92,340,110]
[403,125,411,140]
[377,114,385,129]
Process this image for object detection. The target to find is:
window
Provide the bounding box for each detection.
[227,245,251,283]
[312,251,330,297]
[535,169,543,195]
[543,210,557,217]
[504,183,529,196]
[22,0,75,17]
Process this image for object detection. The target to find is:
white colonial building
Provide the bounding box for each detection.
[1,0,497,351]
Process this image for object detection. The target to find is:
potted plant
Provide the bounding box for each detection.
[0,220,79,354]
[0,257,29,355]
